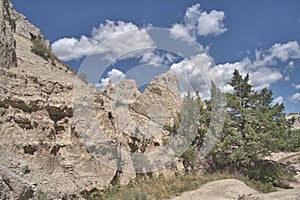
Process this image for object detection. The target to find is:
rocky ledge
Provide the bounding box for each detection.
[0,0,184,198]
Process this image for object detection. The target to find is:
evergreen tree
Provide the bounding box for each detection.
[209,70,289,170]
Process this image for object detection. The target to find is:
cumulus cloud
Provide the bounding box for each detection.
[286,61,295,70]
[169,24,192,42]
[211,62,282,91]
[253,41,300,68]
[95,68,125,90]
[270,41,300,61]
[51,20,154,61]
[214,59,283,91]
[170,4,227,40]
[211,41,300,92]
[293,84,300,89]
[289,93,300,103]
[170,53,222,99]
[50,7,299,103]
[169,41,300,99]
[248,67,282,90]
[283,61,295,81]
[273,96,284,105]
[197,10,227,36]
[284,76,290,81]
[52,4,227,62]
[140,51,177,67]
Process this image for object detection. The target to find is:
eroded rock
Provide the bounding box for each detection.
[0,0,185,198]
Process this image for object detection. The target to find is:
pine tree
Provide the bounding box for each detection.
[209,70,289,170]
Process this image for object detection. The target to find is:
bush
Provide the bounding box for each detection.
[103,185,121,198]
[31,37,52,60]
[243,161,294,184]
[181,148,196,166]
[163,112,181,133]
[123,191,148,200]
[80,188,102,200]
[36,189,47,200]
[282,130,300,152]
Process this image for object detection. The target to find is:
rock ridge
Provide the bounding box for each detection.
[0,0,184,198]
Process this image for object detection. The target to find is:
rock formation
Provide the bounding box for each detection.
[0,1,182,198]
[0,0,17,69]
[172,154,300,200]
[287,113,300,130]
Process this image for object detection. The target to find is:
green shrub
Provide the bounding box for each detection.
[163,112,181,133]
[102,185,121,199]
[243,161,294,184]
[283,130,300,152]
[36,189,47,200]
[123,191,148,200]
[31,37,51,59]
[181,148,196,167]
[80,188,102,200]
[87,191,102,200]
[100,172,280,199]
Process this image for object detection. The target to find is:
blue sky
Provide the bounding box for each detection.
[11,0,300,113]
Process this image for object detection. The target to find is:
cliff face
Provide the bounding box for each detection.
[0,1,182,199]
[0,0,17,69]
[0,1,116,199]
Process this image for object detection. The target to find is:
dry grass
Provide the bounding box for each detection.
[100,172,275,200]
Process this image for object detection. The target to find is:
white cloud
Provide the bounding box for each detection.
[169,42,297,99]
[203,41,300,93]
[284,76,290,81]
[270,41,300,61]
[286,61,295,69]
[212,58,251,85]
[249,67,282,90]
[170,53,229,99]
[170,24,193,42]
[52,4,227,62]
[51,20,154,61]
[282,61,295,81]
[289,93,300,103]
[95,68,125,90]
[51,9,299,103]
[293,84,300,89]
[140,51,164,66]
[213,59,282,91]
[140,51,177,67]
[253,41,300,68]
[273,96,284,105]
[170,4,227,40]
[197,10,227,36]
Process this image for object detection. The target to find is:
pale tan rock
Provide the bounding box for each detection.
[0,0,185,198]
[172,154,300,200]
[287,113,300,130]
[10,4,42,40]
[131,73,181,126]
[0,0,17,69]
[171,179,266,200]
[0,1,116,198]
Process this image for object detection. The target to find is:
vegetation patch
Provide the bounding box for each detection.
[31,37,52,59]
[100,172,280,200]
[31,37,61,65]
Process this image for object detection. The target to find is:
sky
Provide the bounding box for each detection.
[10,0,300,113]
